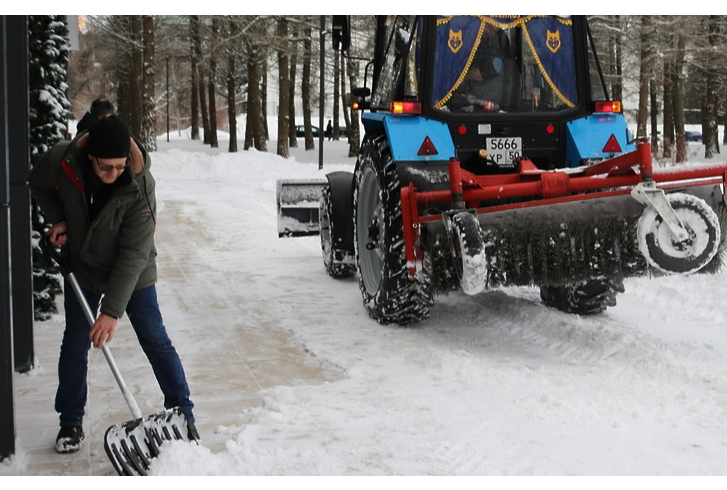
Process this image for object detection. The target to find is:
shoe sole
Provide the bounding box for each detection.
[56,434,85,454]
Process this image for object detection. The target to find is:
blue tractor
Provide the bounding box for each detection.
[278,15,727,325]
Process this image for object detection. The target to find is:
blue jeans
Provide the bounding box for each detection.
[56,280,194,426]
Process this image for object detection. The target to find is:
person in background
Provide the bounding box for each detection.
[75,98,116,134]
[29,115,197,454]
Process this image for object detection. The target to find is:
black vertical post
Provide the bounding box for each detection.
[0,15,17,462]
[8,15,32,374]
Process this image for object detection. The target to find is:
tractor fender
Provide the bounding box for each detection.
[361,112,456,163]
[565,113,636,168]
[325,170,355,255]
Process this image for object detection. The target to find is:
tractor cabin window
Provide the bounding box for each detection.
[432,15,579,115]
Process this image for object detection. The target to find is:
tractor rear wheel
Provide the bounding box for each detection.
[353,135,433,325]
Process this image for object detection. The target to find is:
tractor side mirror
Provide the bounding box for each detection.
[351,86,371,111]
[351,87,371,98]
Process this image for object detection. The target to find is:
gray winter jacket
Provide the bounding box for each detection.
[29,133,157,319]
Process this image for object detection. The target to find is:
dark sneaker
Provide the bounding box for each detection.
[55,425,84,454]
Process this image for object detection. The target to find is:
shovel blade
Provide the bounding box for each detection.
[104,407,196,476]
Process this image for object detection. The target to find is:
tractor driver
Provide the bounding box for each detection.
[447,26,520,113]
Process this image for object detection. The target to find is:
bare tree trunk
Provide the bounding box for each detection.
[636,16,653,140]
[663,54,675,159]
[121,15,143,138]
[207,17,219,148]
[190,15,201,140]
[702,15,720,159]
[649,79,658,155]
[340,50,350,140]
[110,17,127,118]
[192,16,210,145]
[227,17,238,153]
[277,17,290,158]
[227,70,237,152]
[288,27,299,147]
[302,26,315,151]
[262,58,269,141]
[198,63,210,145]
[244,45,266,152]
[141,15,156,151]
[673,32,687,163]
[612,15,623,102]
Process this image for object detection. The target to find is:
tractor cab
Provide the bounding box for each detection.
[355,15,629,174]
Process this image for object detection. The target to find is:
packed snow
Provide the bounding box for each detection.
[145,128,727,478]
[3,119,727,481]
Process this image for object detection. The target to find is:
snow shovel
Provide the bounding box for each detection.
[42,235,197,476]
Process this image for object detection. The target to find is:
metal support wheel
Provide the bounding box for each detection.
[637,193,721,274]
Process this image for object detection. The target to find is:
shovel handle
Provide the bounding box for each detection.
[41,233,144,420]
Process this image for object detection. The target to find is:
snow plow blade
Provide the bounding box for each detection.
[440,184,724,289]
[104,408,196,476]
[401,142,727,291]
[276,179,326,237]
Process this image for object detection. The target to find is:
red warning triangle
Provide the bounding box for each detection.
[603,134,622,153]
[417,136,438,156]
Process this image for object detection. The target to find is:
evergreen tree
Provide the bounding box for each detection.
[28,15,72,320]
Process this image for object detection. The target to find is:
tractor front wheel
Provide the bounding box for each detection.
[448,212,487,296]
[320,185,356,278]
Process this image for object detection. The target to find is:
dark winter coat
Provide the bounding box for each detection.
[29,133,157,319]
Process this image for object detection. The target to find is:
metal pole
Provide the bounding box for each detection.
[318,16,325,170]
[8,15,32,374]
[0,15,17,463]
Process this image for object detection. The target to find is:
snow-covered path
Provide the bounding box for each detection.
[5,136,727,477]
[145,140,727,475]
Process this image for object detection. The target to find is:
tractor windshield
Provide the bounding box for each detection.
[432,16,578,115]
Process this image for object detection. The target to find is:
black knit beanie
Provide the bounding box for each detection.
[87,115,130,158]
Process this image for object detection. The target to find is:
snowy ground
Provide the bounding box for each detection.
[4,120,727,481]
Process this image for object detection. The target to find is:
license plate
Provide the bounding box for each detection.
[486,137,522,166]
